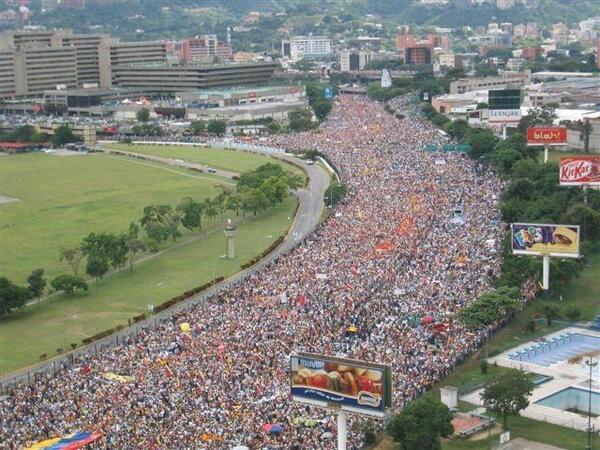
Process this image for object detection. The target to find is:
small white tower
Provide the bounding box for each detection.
[224,219,237,259]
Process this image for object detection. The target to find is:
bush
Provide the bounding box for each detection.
[480,358,488,374]
[50,274,88,295]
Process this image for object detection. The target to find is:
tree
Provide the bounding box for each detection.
[463,128,498,160]
[177,197,204,232]
[312,98,332,121]
[517,104,558,133]
[0,277,30,317]
[27,268,46,304]
[126,237,146,272]
[289,109,315,131]
[81,232,117,277]
[4,125,43,143]
[51,125,79,146]
[481,371,534,430]
[563,305,581,322]
[386,396,453,450]
[136,107,150,122]
[140,205,175,243]
[543,304,561,325]
[58,247,85,276]
[51,274,89,295]
[86,256,110,280]
[190,120,205,135]
[459,286,520,329]
[207,120,227,136]
[580,119,592,153]
[444,119,469,140]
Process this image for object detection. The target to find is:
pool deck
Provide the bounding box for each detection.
[461,327,600,433]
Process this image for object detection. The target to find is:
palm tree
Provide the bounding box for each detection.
[580,119,592,153]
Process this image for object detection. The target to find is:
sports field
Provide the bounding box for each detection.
[0,152,231,283]
[106,143,293,174]
[0,149,301,374]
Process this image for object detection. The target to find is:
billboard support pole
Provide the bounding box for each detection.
[583,185,588,206]
[543,144,549,164]
[542,255,550,299]
[337,411,347,450]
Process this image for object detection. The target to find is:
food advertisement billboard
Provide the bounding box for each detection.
[511,223,580,258]
[290,353,392,418]
[527,127,567,145]
[559,156,600,186]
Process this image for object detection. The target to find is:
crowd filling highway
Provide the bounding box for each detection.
[1,96,511,449]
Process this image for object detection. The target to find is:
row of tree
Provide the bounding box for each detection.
[1,124,80,147]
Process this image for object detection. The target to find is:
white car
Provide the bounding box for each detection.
[207,167,217,173]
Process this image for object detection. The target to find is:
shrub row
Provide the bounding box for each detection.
[82,324,125,345]
[79,276,226,345]
[241,236,285,270]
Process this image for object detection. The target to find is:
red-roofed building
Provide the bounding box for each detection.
[0,142,41,153]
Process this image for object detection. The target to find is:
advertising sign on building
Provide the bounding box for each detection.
[559,156,600,186]
[290,353,392,418]
[511,223,580,258]
[488,108,521,123]
[381,69,392,88]
[324,86,334,99]
[527,127,567,145]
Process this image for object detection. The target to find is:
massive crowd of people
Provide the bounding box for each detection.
[1,95,507,449]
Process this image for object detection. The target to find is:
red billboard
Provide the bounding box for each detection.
[560,156,600,186]
[527,127,567,145]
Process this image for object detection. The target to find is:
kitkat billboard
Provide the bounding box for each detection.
[527,127,567,145]
[560,156,600,186]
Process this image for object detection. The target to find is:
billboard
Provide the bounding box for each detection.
[324,86,334,99]
[290,353,392,418]
[560,156,600,186]
[489,108,521,124]
[488,89,521,110]
[527,127,567,145]
[511,223,580,258]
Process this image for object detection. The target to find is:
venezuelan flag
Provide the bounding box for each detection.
[25,431,102,450]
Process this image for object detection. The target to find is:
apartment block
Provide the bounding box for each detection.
[180,35,231,63]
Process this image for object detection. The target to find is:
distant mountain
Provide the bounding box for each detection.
[9,0,600,41]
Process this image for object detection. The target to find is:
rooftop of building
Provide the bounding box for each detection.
[43,87,145,96]
[112,61,279,70]
[175,84,301,97]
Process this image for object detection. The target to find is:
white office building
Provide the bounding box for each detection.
[288,35,332,62]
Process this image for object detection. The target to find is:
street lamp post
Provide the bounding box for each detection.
[585,358,598,450]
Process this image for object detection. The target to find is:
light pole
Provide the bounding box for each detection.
[585,357,598,450]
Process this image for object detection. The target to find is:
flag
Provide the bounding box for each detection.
[297,294,307,307]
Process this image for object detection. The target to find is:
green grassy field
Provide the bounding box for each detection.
[0,153,231,283]
[106,143,292,174]
[0,196,296,374]
[0,148,303,374]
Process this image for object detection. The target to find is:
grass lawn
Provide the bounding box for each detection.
[0,149,303,374]
[106,143,298,174]
[0,196,297,374]
[0,152,231,283]
[538,149,593,164]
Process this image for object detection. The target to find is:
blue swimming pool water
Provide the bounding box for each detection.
[508,332,600,367]
[536,387,600,416]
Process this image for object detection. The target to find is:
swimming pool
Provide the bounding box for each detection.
[508,332,600,367]
[536,387,600,416]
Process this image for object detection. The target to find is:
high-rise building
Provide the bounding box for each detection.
[98,39,167,87]
[0,51,16,98]
[339,50,371,71]
[59,32,109,86]
[395,29,434,65]
[5,45,78,97]
[288,36,332,62]
[180,35,231,63]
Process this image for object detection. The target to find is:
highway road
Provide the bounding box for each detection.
[0,146,330,387]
